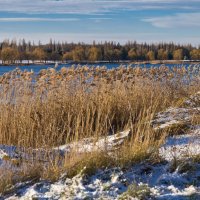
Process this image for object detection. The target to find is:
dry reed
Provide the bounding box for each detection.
[0,64,199,194]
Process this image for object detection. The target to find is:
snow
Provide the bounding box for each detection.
[0,130,130,172]
[159,126,200,161]
[0,149,8,160]
[0,145,20,169]
[152,107,200,129]
[4,161,200,199]
[56,129,130,154]
[151,99,200,162]
[1,94,200,199]
[185,91,200,107]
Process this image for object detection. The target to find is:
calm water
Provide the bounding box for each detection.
[0,62,197,76]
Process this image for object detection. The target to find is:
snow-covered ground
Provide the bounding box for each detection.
[56,129,130,154]
[152,107,200,130]
[4,160,200,199]
[159,126,200,161]
[1,94,200,199]
[0,130,130,170]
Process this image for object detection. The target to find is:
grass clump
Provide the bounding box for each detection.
[192,154,200,164]
[166,123,190,136]
[168,157,195,174]
[191,114,200,126]
[0,164,42,195]
[120,183,152,200]
[64,151,115,178]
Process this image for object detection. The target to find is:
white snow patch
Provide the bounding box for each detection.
[56,129,130,154]
[152,107,200,129]
[4,162,200,199]
[159,126,200,161]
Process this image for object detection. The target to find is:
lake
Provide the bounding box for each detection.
[0,62,198,76]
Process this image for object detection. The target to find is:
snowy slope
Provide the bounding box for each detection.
[2,94,200,200]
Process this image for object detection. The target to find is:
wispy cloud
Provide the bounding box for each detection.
[0,0,199,14]
[143,13,200,28]
[88,17,112,23]
[0,18,79,22]
[0,1,199,45]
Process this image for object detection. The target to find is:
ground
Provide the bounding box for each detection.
[1,93,200,200]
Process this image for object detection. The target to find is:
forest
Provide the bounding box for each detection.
[0,39,200,64]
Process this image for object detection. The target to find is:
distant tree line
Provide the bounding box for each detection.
[0,39,200,64]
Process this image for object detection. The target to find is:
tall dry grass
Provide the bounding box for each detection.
[0,65,199,194]
[0,65,197,147]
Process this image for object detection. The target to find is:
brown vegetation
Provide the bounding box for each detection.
[1,39,200,64]
[0,64,199,195]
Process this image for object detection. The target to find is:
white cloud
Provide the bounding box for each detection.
[143,13,200,28]
[0,0,198,14]
[0,17,112,23]
[0,18,79,22]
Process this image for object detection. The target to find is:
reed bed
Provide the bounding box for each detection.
[0,65,199,146]
[0,64,199,194]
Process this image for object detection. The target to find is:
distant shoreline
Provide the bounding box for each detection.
[0,60,199,67]
[0,61,129,67]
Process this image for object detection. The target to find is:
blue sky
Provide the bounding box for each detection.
[0,0,199,45]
